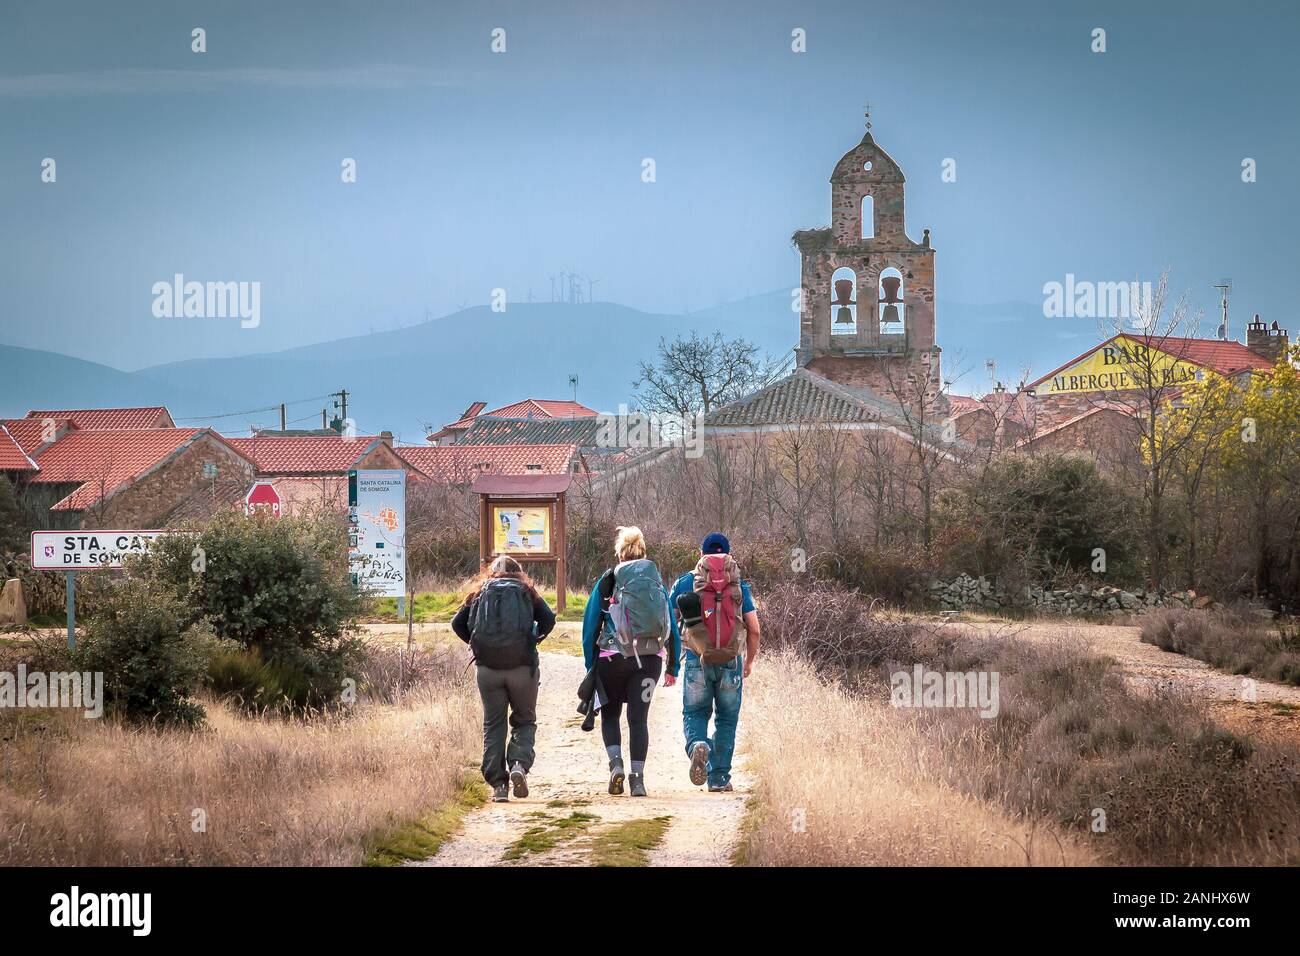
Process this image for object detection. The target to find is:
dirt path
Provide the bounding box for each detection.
[945,619,1300,746]
[945,619,1300,704]
[409,651,750,868]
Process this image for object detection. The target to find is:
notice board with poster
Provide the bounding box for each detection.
[492,503,553,556]
[348,468,406,597]
[472,473,571,611]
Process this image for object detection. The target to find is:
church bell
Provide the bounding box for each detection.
[833,278,856,325]
[878,275,902,327]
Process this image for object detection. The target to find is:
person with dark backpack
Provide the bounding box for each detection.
[452,555,556,802]
[580,526,679,797]
[668,533,760,792]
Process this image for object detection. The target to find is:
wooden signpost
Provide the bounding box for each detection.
[471,474,571,612]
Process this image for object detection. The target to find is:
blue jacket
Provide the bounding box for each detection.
[582,566,682,677]
[668,571,755,663]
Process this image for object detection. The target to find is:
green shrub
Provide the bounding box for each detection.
[132,508,366,707]
[811,541,928,606]
[935,454,1141,587]
[73,580,220,726]
[205,646,318,712]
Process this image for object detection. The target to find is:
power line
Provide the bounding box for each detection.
[174,394,331,422]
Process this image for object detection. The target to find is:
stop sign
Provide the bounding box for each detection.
[245,481,282,518]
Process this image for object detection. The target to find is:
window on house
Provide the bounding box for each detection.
[861,195,874,239]
[879,267,905,334]
[830,267,857,336]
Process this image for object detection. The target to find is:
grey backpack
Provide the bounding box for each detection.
[606,559,669,664]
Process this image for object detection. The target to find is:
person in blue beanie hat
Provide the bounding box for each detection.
[667,532,761,792]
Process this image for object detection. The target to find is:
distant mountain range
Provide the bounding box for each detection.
[0,293,1092,441]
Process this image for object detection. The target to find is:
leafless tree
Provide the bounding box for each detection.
[633,331,787,417]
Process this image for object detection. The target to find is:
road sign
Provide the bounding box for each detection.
[245,481,282,518]
[30,530,168,570]
[31,530,174,649]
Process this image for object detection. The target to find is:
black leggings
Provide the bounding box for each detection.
[596,654,662,763]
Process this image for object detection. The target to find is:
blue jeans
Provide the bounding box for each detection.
[681,651,743,786]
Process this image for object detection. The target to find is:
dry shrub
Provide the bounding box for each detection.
[919,635,1300,865]
[759,580,919,681]
[0,666,478,866]
[749,584,1300,865]
[1141,607,1300,686]
[810,542,930,606]
[354,641,469,704]
[739,650,1096,866]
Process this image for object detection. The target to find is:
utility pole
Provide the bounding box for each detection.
[330,389,349,431]
[321,408,328,429]
[280,403,286,431]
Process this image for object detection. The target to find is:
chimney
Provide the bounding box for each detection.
[1246,313,1289,364]
[379,430,393,447]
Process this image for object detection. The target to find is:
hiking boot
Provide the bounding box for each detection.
[707,781,734,793]
[688,742,709,786]
[629,773,647,797]
[491,783,510,803]
[509,762,529,799]
[608,758,626,795]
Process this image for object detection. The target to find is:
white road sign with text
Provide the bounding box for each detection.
[31,531,171,570]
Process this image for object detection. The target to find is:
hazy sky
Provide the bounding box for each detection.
[1,0,1296,370]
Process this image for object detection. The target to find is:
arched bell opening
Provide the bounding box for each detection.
[830,267,857,336]
[878,267,905,334]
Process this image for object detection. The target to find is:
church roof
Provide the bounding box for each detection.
[831,131,905,183]
[704,368,963,451]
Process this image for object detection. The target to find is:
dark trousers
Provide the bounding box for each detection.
[476,664,540,786]
[597,654,662,763]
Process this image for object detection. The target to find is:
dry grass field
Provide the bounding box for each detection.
[0,650,478,866]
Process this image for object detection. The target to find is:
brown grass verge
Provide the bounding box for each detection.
[0,677,478,866]
[738,650,1097,866]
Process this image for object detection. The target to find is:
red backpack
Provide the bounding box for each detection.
[689,554,745,664]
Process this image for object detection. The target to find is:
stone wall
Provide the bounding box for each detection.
[929,572,1199,615]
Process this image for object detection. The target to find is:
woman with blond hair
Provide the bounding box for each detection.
[580,526,679,797]
[452,555,556,802]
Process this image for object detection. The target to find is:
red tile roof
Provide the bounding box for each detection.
[1126,335,1275,374]
[397,444,575,481]
[226,435,385,475]
[25,406,174,429]
[0,425,38,472]
[1,417,74,456]
[29,428,212,511]
[947,395,982,415]
[948,392,1034,427]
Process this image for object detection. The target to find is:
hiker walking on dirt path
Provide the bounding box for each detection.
[452,555,557,803]
[669,533,760,793]
[581,526,680,798]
